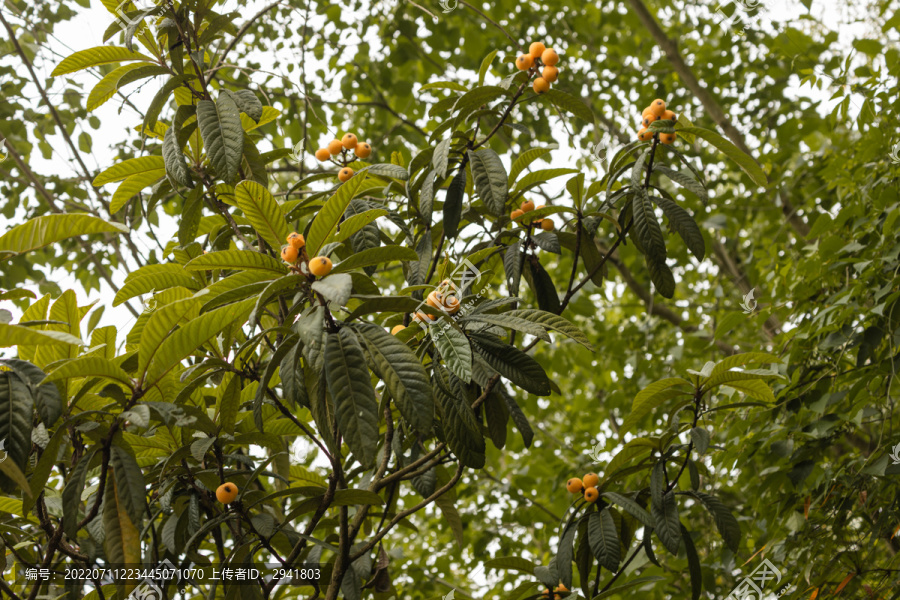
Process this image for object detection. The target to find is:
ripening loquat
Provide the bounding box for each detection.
[216,483,239,504]
[542,66,559,83]
[541,218,555,231]
[649,99,667,116]
[354,142,372,159]
[566,477,583,494]
[341,133,358,149]
[660,133,677,145]
[510,208,524,220]
[533,77,550,94]
[584,487,599,503]
[391,324,406,335]
[315,148,331,161]
[529,41,546,58]
[516,53,535,70]
[638,128,653,142]
[338,167,354,182]
[327,139,343,155]
[541,48,559,66]
[309,256,333,277]
[287,232,306,250]
[281,245,299,264]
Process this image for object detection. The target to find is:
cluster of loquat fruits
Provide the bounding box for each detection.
[515,41,561,95]
[566,471,601,503]
[637,98,678,145]
[313,133,373,183]
[279,231,334,277]
[511,200,555,231]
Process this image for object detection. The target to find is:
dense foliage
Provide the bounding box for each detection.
[1,0,899,599]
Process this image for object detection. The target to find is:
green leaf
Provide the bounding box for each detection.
[333,209,388,243]
[557,522,577,589]
[451,85,506,117]
[463,313,550,341]
[325,327,379,468]
[652,491,682,555]
[478,50,498,86]
[682,526,703,600]
[0,372,34,494]
[311,273,353,306]
[197,92,244,183]
[653,165,708,203]
[110,169,166,214]
[0,214,128,256]
[632,189,667,264]
[63,450,96,539]
[162,125,193,187]
[145,297,255,385]
[233,180,290,251]
[431,325,473,383]
[544,88,595,123]
[113,267,199,306]
[690,426,710,455]
[307,174,369,255]
[184,250,289,275]
[0,324,83,348]
[86,62,160,111]
[110,445,146,527]
[333,246,419,273]
[94,156,165,186]
[43,356,134,388]
[0,359,61,426]
[353,322,434,434]
[620,377,691,435]
[51,46,152,76]
[444,164,467,239]
[690,492,741,553]
[528,258,561,315]
[504,309,593,351]
[484,556,535,574]
[363,163,410,180]
[468,149,508,216]
[652,195,705,260]
[602,492,655,529]
[468,332,551,396]
[102,474,142,596]
[420,81,469,92]
[434,367,485,469]
[230,89,263,122]
[588,509,621,572]
[709,352,781,377]
[138,294,203,378]
[720,378,776,403]
[508,145,557,185]
[675,126,768,187]
[331,489,385,506]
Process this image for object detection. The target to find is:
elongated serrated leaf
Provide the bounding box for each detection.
[602,491,655,529]
[333,246,418,273]
[364,163,409,180]
[652,491,682,555]
[654,165,708,203]
[676,126,768,186]
[43,355,133,387]
[138,294,202,377]
[434,367,485,468]
[0,373,34,494]
[484,556,535,574]
[505,309,594,351]
[51,46,152,76]
[652,195,705,259]
[709,352,781,377]
[110,169,166,214]
[110,445,146,527]
[184,250,289,275]
[0,214,128,256]
[113,267,199,306]
[326,328,379,467]
[528,258,561,315]
[62,449,96,539]
[682,525,703,600]
[469,332,551,396]
[504,242,522,296]
[230,89,263,122]
[444,165,467,239]
[145,297,255,385]
[690,426,710,455]
[87,61,158,111]
[162,125,193,187]
[94,156,166,186]
[102,474,141,597]
[197,93,244,183]
[463,313,550,341]
[233,180,290,251]
[354,322,433,434]
[432,138,452,180]
[592,576,666,599]
[690,492,741,553]
[468,149,508,216]
[632,189,666,263]
[557,522,577,589]
[334,209,388,243]
[307,174,369,255]
[620,377,691,435]
[0,324,83,348]
[508,145,556,185]
[431,325,473,383]
[589,509,621,571]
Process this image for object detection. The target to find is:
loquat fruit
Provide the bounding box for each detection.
[426,290,444,309]
[216,482,239,504]
[412,310,432,323]
[555,584,569,594]
[533,204,545,224]
[533,78,550,94]
[661,109,677,121]
[642,113,661,128]
[638,128,653,142]
[529,41,546,58]
[660,132,677,145]
[566,477,583,494]
[649,98,667,117]
[516,53,534,71]
[287,232,306,250]
[444,295,461,315]
[541,48,559,66]
[315,148,331,161]
[281,245,299,263]
[584,486,599,503]
[583,472,600,488]
[391,324,406,335]
[521,200,535,212]
[341,133,358,149]
[541,218,555,231]
[510,208,524,220]
[327,139,344,155]
[355,142,372,159]
[338,167,354,182]
[541,66,559,83]
[309,256,333,277]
